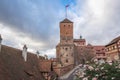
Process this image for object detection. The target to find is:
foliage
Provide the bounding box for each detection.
[75,60,120,80]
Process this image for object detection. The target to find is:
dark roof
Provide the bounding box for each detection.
[0,45,45,80]
[74,39,86,42]
[106,36,120,46]
[60,18,73,23]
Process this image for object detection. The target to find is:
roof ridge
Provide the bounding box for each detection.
[2,45,37,56]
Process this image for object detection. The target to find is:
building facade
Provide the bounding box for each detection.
[56,18,74,67]
[105,36,120,61]
[93,46,106,60]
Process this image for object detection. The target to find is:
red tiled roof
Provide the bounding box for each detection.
[0,45,44,80]
[39,60,52,72]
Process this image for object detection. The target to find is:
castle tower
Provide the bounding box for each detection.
[56,18,74,67]
[60,18,73,44]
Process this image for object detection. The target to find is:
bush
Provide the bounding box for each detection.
[75,60,120,80]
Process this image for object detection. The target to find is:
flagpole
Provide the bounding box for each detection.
[66,6,67,18]
[65,4,69,18]
[66,7,67,18]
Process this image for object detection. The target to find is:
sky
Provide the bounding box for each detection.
[0,0,120,58]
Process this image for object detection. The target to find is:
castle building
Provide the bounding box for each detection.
[105,36,120,60]
[55,18,106,76]
[93,46,106,60]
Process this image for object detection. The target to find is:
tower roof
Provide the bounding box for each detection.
[60,18,73,23]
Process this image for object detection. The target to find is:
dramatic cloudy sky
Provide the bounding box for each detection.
[0,0,120,58]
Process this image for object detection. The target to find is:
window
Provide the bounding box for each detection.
[103,54,105,56]
[71,53,73,56]
[66,59,68,63]
[66,40,68,43]
[113,46,115,49]
[65,48,68,51]
[68,25,70,28]
[66,54,68,56]
[107,48,109,51]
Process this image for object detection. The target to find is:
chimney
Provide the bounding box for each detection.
[36,51,40,58]
[0,34,2,52]
[22,45,27,62]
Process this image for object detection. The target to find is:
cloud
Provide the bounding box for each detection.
[40,48,56,58]
[0,23,46,51]
[0,0,64,57]
[70,0,120,45]
[0,0,62,49]
[0,0,120,58]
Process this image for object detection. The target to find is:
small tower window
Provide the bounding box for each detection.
[65,48,68,51]
[68,25,70,28]
[66,54,68,56]
[66,40,68,43]
[66,59,68,63]
[64,25,65,27]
